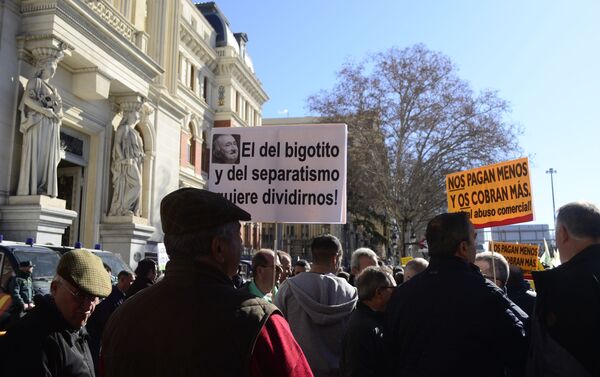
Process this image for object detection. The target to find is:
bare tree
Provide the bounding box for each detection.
[308,44,522,258]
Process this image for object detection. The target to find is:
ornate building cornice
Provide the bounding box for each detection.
[216,59,269,105]
[21,0,162,83]
[179,20,217,70]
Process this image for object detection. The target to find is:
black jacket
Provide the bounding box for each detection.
[507,282,536,318]
[125,276,153,299]
[2,295,96,377]
[529,244,600,376]
[384,256,528,377]
[86,285,126,375]
[340,301,386,377]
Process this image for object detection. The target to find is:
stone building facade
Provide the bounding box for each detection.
[0,0,267,266]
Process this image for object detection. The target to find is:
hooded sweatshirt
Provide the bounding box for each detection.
[275,272,357,377]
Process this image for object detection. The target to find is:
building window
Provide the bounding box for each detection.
[203,76,208,101]
[189,66,195,91]
[179,55,185,83]
[201,130,210,174]
[186,123,195,166]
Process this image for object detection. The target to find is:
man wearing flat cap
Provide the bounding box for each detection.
[7,260,35,325]
[102,188,313,377]
[3,249,112,377]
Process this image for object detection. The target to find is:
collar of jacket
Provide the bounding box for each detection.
[36,294,87,338]
[427,255,477,273]
[532,243,600,289]
[164,258,233,286]
[356,300,385,320]
[17,270,31,278]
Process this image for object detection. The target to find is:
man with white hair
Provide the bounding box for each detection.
[403,258,429,282]
[350,247,378,285]
[528,201,600,376]
[341,266,395,377]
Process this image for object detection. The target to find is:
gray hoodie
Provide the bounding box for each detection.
[275,272,358,377]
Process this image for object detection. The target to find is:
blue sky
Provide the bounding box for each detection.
[212,0,599,230]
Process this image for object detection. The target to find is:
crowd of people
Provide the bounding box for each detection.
[1,188,599,377]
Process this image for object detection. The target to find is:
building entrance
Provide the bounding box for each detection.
[57,163,84,247]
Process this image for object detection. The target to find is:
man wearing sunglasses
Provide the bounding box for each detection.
[3,249,112,377]
[340,266,395,377]
[241,249,282,303]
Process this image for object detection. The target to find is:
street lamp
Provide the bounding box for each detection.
[546,168,557,229]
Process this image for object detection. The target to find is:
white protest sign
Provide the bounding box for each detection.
[208,124,347,223]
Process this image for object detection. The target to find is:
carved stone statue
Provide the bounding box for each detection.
[109,108,145,216]
[17,49,64,198]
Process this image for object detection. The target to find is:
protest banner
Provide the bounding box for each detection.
[401,256,414,266]
[446,157,533,228]
[208,124,347,223]
[489,241,539,274]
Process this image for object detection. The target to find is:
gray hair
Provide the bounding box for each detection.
[356,266,394,301]
[252,249,276,269]
[475,251,510,284]
[350,247,378,270]
[556,201,600,240]
[405,258,429,274]
[163,222,239,260]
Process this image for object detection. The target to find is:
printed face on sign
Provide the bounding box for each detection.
[212,134,240,164]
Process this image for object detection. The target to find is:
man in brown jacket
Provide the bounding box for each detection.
[101,188,312,377]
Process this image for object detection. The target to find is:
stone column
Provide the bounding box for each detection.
[99,216,155,269]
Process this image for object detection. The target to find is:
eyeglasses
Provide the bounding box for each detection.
[56,276,100,304]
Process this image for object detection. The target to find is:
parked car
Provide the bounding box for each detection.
[0,241,62,297]
[46,245,133,281]
[238,259,252,282]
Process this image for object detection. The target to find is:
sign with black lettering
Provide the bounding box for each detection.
[446,157,533,228]
[489,241,539,273]
[208,124,347,223]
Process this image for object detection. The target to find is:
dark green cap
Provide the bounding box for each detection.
[57,249,112,298]
[160,188,251,235]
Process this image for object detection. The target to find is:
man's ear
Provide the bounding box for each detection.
[50,280,58,295]
[210,236,226,263]
[455,241,468,261]
[557,223,569,244]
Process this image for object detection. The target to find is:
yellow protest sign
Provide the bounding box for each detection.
[401,256,414,266]
[489,241,539,274]
[446,157,533,228]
